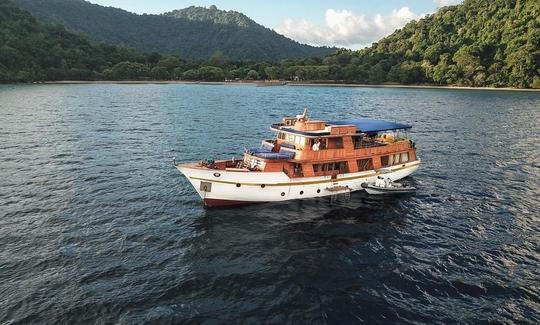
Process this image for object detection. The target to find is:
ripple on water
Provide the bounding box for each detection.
[0,84,539,324]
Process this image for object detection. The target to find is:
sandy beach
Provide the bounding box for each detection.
[40,80,540,92]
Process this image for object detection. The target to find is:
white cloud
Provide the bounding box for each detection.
[275,7,422,49]
[434,0,462,7]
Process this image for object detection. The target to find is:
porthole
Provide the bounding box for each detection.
[213,172,221,177]
[236,183,241,187]
[300,191,304,195]
[261,184,266,188]
[281,192,285,196]
[317,189,321,193]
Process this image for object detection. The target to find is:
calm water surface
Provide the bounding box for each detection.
[1,84,539,324]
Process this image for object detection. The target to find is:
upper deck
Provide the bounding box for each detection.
[271,118,411,137]
[238,109,418,175]
[259,110,413,160]
[185,109,418,177]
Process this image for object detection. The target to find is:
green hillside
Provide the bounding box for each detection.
[0,0,147,82]
[12,0,335,61]
[1,0,538,88]
[331,0,539,88]
[163,5,257,28]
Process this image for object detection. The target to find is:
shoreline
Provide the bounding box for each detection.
[37,80,540,92]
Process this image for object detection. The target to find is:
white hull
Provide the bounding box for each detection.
[176,161,420,206]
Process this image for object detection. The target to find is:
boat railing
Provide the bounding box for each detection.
[292,139,411,161]
[353,140,388,149]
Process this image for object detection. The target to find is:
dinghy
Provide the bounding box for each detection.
[361,176,416,195]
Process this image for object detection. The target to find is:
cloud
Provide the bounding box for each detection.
[434,0,462,6]
[275,7,421,49]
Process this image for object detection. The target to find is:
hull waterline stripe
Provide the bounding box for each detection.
[185,161,420,187]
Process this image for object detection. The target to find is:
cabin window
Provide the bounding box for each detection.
[294,163,303,176]
[335,137,343,149]
[328,137,343,149]
[278,132,285,140]
[381,155,390,167]
[292,135,307,146]
[353,136,363,149]
[285,134,295,143]
[312,161,348,173]
[401,152,409,162]
[393,154,400,164]
[357,158,373,171]
[336,161,348,172]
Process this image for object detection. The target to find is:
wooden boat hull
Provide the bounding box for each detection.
[176,160,420,207]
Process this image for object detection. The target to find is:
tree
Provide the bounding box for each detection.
[0,45,20,68]
[198,66,224,81]
[151,66,170,80]
[111,62,150,80]
[172,67,184,79]
[182,69,200,80]
[246,69,260,80]
[264,66,280,80]
[453,46,483,86]
[368,64,386,84]
[208,51,226,66]
[156,56,183,72]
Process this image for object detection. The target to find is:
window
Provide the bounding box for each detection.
[334,137,343,149]
[381,155,390,167]
[312,161,348,173]
[357,158,373,171]
[336,161,348,172]
[393,154,400,164]
[353,136,363,149]
[294,163,303,176]
[401,152,409,163]
[286,134,295,143]
[293,135,307,146]
[328,137,343,149]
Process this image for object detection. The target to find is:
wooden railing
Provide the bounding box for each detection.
[293,140,411,162]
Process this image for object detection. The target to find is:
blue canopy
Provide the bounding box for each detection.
[327,119,411,134]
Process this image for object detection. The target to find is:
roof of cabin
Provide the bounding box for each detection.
[327,119,412,133]
[271,118,411,136]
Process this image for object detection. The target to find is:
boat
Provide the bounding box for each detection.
[174,109,420,207]
[361,176,416,195]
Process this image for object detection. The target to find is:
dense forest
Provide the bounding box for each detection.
[13,0,334,61]
[1,0,539,88]
[352,0,540,88]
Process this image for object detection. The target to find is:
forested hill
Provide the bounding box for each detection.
[1,0,538,88]
[12,0,335,61]
[335,0,539,88]
[163,5,257,28]
[0,0,147,82]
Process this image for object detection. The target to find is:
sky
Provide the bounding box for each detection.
[90,0,463,49]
